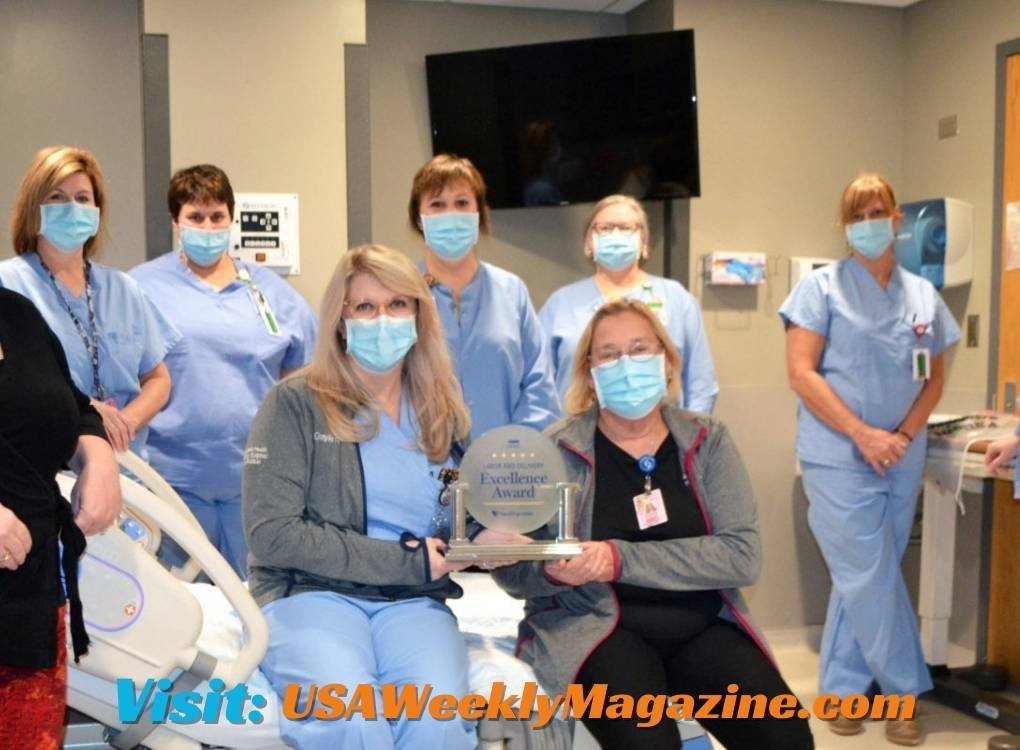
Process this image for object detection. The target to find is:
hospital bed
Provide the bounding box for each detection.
[60,455,573,750]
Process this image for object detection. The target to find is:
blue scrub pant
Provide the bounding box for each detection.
[260,591,476,750]
[178,489,247,579]
[802,460,933,698]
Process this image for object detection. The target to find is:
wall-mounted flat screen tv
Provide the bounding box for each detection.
[425,30,699,210]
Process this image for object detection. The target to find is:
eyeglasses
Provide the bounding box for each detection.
[589,340,663,367]
[343,296,417,320]
[592,222,639,236]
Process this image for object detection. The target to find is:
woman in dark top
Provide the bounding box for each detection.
[0,288,121,750]
[494,299,813,749]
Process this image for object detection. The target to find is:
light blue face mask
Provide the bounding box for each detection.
[593,231,640,271]
[592,353,667,420]
[421,212,479,261]
[180,226,231,267]
[845,217,895,259]
[345,314,418,373]
[39,202,100,252]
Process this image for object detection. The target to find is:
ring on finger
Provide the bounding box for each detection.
[0,550,10,564]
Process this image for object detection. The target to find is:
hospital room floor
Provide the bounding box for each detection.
[733,631,1006,750]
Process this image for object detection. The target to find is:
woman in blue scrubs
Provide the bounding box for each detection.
[131,165,317,577]
[0,146,179,454]
[408,154,560,436]
[780,174,960,746]
[539,194,718,413]
[246,244,521,750]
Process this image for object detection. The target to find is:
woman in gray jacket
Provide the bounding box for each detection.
[494,299,813,749]
[243,244,517,750]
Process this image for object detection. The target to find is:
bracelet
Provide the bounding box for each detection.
[894,428,913,441]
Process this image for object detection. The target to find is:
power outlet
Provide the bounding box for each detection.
[966,314,979,347]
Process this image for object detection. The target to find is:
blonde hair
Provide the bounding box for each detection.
[838,173,900,227]
[11,145,107,257]
[303,244,470,461]
[583,194,650,262]
[564,299,682,415]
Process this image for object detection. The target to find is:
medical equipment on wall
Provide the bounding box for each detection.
[894,198,973,289]
[789,256,837,289]
[228,193,300,276]
[703,252,766,285]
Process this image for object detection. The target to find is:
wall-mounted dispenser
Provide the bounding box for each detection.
[894,198,973,289]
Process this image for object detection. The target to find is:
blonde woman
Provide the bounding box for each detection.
[0,146,179,454]
[494,299,811,749]
[244,245,517,750]
[539,194,717,413]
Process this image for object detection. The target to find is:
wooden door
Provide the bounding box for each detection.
[986,50,1020,681]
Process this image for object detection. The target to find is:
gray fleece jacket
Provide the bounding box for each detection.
[242,375,462,607]
[491,404,773,696]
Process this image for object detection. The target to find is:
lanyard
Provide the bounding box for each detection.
[37,256,107,400]
[236,268,281,336]
[638,454,657,493]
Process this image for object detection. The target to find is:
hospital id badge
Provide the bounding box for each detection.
[250,289,281,336]
[912,347,931,381]
[633,489,668,530]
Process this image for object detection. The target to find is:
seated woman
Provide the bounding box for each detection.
[493,299,814,750]
[243,244,518,750]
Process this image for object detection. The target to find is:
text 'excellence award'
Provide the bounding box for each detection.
[445,425,582,563]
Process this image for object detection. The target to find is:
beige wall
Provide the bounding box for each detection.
[367,0,627,303]
[144,0,366,309]
[0,0,146,270]
[673,0,906,628]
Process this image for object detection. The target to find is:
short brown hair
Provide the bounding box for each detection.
[407,154,490,237]
[168,164,235,220]
[564,298,682,415]
[11,145,107,258]
[838,173,899,227]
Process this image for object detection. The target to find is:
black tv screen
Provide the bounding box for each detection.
[425,30,699,209]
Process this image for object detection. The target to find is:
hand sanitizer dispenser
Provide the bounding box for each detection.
[894,197,973,289]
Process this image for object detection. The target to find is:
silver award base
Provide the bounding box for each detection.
[444,482,583,563]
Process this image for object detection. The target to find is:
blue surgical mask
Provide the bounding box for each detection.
[593,231,640,271]
[345,314,418,373]
[592,353,667,420]
[180,226,231,266]
[39,202,100,252]
[845,217,894,259]
[421,212,479,261]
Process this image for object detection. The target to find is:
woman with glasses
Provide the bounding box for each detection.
[130,164,316,577]
[494,299,812,750]
[0,146,179,455]
[408,154,560,437]
[780,174,960,746]
[539,194,718,413]
[244,244,521,749]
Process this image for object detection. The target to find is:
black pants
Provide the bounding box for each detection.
[576,621,814,749]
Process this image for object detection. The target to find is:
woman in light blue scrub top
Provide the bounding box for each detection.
[245,245,523,750]
[539,195,718,414]
[0,146,178,455]
[130,165,317,578]
[407,154,560,437]
[780,174,961,745]
[985,424,1020,498]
